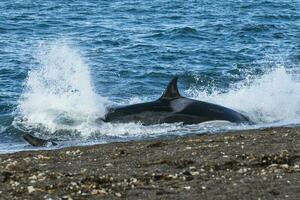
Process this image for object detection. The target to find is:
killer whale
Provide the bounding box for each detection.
[23,77,251,146]
[103,77,250,125]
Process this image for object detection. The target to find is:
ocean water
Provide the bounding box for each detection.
[1,0,300,152]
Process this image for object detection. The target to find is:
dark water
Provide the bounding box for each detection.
[1,0,300,152]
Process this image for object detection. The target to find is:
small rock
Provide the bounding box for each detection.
[70,182,77,186]
[91,190,98,195]
[268,164,278,168]
[281,164,289,169]
[190,171,199,176]
[28,186,35,194]
[129,178,137,183]
[166,174,178,179]
[105,163,113,167]
[10,181,20,187]
[29,175,37,180]
[183,186,191,190]
[237,168,247,174]
[37,155,50,160]
[5,161,18,170]
[75,149,81,154]
[23,157,31,162]
[115,192,122,197]
[62,195,73,200]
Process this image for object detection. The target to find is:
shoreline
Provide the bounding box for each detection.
[0,127,300,199]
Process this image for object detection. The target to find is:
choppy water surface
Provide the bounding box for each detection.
[1,0,300,152]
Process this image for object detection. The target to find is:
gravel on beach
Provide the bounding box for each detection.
[0,127,300,200]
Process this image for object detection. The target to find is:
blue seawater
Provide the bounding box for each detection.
[1,0,300,152]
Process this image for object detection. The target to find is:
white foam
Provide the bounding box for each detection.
[16,41,300,141]
[17,40,107,134]
[187,66,300,125]
[95,122,182,138]
[127,96,151,105]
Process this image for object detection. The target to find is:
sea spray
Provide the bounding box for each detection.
[187,66,300,124]
[16,44,300,141]
[17,40,107,135]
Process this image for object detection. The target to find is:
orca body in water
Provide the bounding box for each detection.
[103,77,250,125]
[23,77,251,147]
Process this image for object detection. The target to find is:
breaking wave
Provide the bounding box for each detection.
[16,40,107,135]
[187,66,300,126]
[15,40,300,142]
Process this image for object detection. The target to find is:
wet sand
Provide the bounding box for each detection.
[0,127,300,200]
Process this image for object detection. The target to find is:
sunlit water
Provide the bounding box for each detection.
[1,0,300,152]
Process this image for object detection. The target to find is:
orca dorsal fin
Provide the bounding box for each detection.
[159,77,181,100]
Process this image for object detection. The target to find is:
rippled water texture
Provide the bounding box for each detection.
[0,1,300,152]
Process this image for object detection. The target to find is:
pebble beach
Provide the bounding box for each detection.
[1,127,299,200]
